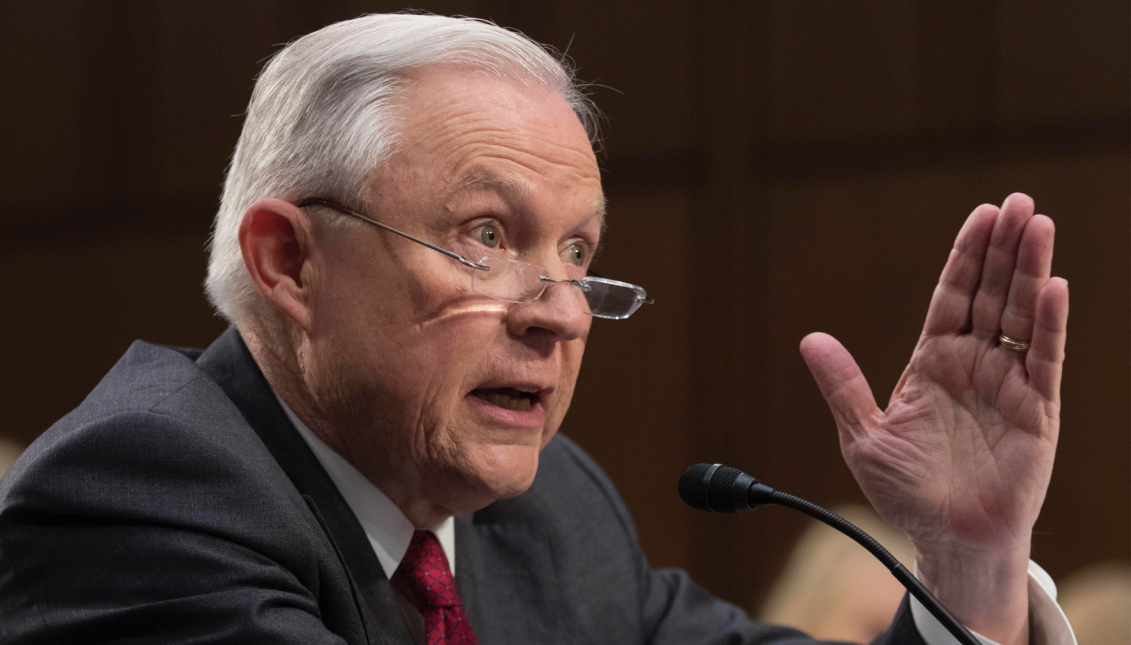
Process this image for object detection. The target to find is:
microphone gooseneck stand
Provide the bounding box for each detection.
[679,463,982,645]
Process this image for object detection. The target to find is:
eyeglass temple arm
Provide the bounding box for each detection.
[296,198,490,272]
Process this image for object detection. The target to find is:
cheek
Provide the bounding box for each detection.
[540,337,586,445]
[385,319,505,431]
[313,233,464,329]
[310,310,498,433]
[312,261,405,342]
[561,335,587,392]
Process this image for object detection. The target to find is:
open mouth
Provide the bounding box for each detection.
[470,387,541,412]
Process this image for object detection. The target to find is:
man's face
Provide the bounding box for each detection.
[303,69,603,520]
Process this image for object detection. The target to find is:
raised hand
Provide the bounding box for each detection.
[799,194,1069,644]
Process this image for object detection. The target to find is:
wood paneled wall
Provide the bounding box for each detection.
[2,0,1127,613]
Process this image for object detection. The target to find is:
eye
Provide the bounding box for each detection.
[563,243,587,267]
[472,224,501,249]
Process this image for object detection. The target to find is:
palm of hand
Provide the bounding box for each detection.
[801,194,1068,554]
[850,333,1058,551]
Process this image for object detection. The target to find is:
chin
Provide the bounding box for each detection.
[455,443,542,508]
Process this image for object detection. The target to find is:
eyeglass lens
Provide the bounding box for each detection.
[471,257,644,318]
[577,279,642,319]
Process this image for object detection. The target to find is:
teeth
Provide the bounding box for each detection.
[483,391,533,412]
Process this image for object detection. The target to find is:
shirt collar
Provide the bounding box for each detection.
[274,394,456,578]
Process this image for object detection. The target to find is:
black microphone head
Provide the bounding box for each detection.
[707,465,742,512]
[678,463,713,510]
[679,463,754,513]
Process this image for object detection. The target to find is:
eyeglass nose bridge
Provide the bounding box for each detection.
[528,275,591,314]
[538,275,590,292]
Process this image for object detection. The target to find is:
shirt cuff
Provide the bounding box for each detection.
[911,561,1077,645]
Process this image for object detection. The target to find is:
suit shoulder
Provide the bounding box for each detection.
[50,340,209,426]
[17,339,268,467]
[1,341,311,551]
[1,408,304,533]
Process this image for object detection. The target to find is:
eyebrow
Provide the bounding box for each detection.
[450,166,607,227]
[592,195,608,233]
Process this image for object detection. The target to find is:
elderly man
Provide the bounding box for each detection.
[0,14,1073,645]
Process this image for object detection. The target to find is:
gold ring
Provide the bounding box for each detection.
[999,333,1031,352]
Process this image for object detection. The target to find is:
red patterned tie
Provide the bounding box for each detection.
[391,530,479,645]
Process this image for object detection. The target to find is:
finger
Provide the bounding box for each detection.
[799,332,881,442]
[971,193,1035,340]
[1025,277,1069,403]
[923,204,998,335]
[1000,215,1055,342]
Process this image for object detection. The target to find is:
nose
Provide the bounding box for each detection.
[505,279,590,344]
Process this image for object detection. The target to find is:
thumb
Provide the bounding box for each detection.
[799,332,882,443]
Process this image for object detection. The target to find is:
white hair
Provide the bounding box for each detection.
[204,13,599,324]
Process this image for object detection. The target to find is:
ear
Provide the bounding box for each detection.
[238,198,315,332]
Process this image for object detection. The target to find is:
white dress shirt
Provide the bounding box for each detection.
[277,396,1075,645]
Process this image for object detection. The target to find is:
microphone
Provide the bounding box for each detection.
[679,463,981,645]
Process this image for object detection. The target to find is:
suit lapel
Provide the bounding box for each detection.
[196,328,413,645]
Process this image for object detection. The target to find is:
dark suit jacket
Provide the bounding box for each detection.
[0,329,925,644]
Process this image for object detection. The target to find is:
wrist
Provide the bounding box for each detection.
[914,539,1031,645]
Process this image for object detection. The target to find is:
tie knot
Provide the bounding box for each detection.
[392,530,462,610]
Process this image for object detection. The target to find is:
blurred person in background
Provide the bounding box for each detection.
[0,13,1077,645]
[761,512,1128,645]
[0,437,25,480]
[759,505,914,643]
[1057,563,1131,645]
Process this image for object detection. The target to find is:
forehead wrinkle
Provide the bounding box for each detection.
[398,71,596,173]
[435,130,599,185]
[450,166,533,202]
[407,95,590,164]
[395,74,602,231]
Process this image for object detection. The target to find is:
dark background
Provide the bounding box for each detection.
[3,0,1128,615]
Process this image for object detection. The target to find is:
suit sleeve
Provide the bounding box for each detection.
[554,437,926,645]
[0,411,349,645]
[641,563,927,645]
